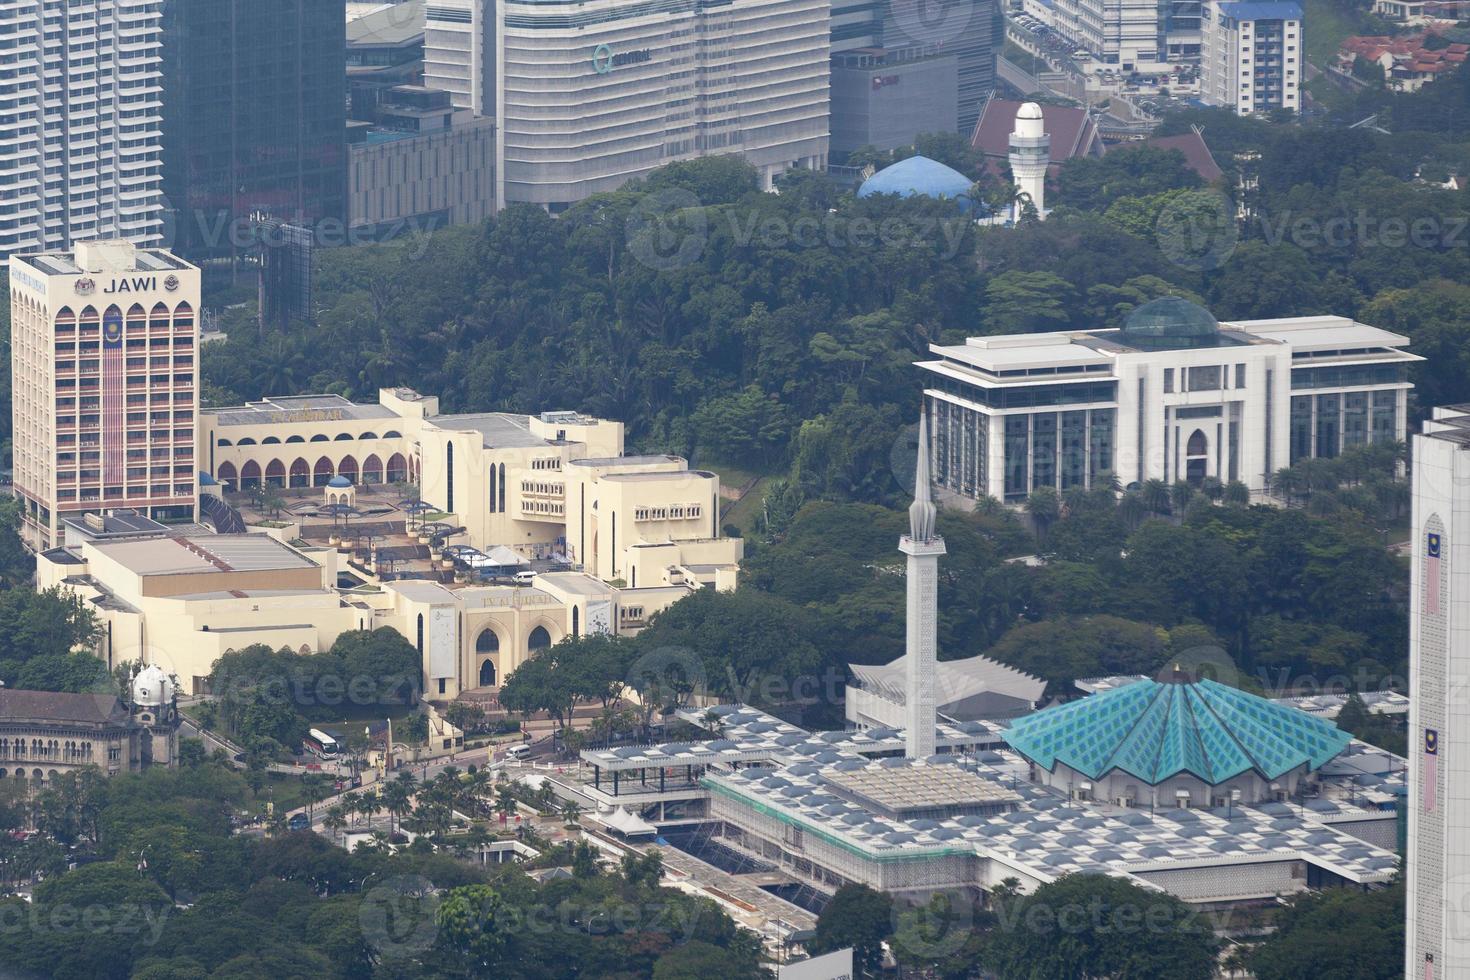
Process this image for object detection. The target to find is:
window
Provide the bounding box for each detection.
[1235,363,1247,389]
[1164,368,1174,393]
[1187,366,1222,391]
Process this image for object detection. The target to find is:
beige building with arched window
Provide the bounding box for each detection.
[200,388,741,589]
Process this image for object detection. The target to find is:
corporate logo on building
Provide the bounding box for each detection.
[74,276,96,296]
[591,43,651,74]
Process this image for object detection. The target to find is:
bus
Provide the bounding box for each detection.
[304,729,339,760]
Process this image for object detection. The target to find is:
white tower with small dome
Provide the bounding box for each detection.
[902,414,946,760]
[129,664,180,768]
[1008,102,1051,220]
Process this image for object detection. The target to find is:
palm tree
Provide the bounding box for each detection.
[1223,480,1250,506]
[1117,491,1146,531]
[1170,480,1195,514]
[301,773,331,825]
[1140,479,1170,516]
[1201,476,1223,502]
[381,781,413,839]
[561,801,582,827]
[1025,486,1060,543]
[324,804,347,844]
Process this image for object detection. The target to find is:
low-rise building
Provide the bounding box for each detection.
[202,388,741,590]
[0,665,179,788]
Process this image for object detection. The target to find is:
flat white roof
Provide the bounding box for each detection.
[931,339,1112,372]
[1227,318,1413,351]
[92,535,318,576]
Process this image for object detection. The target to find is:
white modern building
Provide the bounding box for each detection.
[1201,0,1303,115]
[0,0,165,261]
[917,299,1416,504]
[427,0,830,210]
[10,241,200,551]
[1407,405,1470,979]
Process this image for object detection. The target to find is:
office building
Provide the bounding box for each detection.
[160,0,347,269]
[1407,405,1470,978]
[347,86,496,237]
[916,298,1416,504]
[0,0,165,261]
[9,241,201,551]
[829,0,1001,150]
[1201,1,1303,114]
[829,50,958,155]
[426,0,830,209]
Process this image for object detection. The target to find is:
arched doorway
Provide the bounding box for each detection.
[264,459,286,488]
[528,625,551,652]
[217,461,237,490]
[475,628,500,654]
[240,460,262,490]
[289,458,310,488]
[1186,429,1208,485]
[386,453,407,484]
[338,455,358,484]
[362,454,383,484]
[314,456,335,486]
[479,659,497,687]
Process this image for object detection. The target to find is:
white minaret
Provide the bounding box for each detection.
[1008,102,1050,221]
[902,414,946,760]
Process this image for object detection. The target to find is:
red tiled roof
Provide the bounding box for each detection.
[971,99,1102,164]
[1143,131,1224,182]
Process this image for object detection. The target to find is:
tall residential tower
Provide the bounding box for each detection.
[10,241,200,551]
[0,0,165,261]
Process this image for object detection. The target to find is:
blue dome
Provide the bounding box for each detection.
[858,155,975,204]
[1003,676,1350,787]
[327,475,352,488]
[198,471,218,487]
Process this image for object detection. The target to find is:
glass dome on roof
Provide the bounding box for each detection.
[1119,297,1221,351]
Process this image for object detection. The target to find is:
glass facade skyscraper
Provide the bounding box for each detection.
[160,0,347,270]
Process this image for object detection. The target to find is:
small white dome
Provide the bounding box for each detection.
[1014,102,1046,139]
[132,665,176,707]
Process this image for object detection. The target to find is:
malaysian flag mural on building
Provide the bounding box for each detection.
[102,306,124,486]
[1425,727,1439,813]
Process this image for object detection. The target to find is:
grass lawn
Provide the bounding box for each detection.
[720,479,767,536]
[1303,0,1373,69]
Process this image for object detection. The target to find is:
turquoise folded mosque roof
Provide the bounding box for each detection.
[1002,677,1351,786]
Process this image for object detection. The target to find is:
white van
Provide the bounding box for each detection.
[513,570,537,585]
[506,743,532,760]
